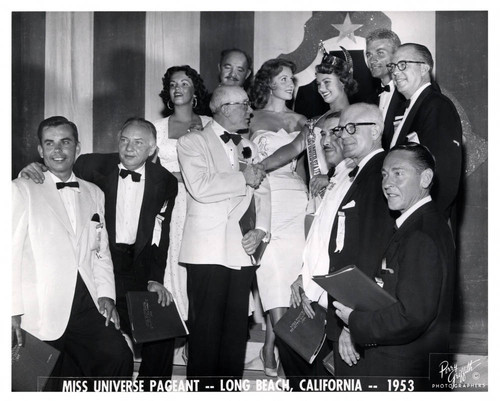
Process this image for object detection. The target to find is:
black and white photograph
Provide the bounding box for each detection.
[6,1,493,395]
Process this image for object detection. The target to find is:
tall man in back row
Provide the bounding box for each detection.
[334,143,456,377]
[388,43,462,223]
[177,85,271,388]
[13,117,133,390]
[364,28,406,150]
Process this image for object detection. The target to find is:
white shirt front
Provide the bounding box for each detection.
[115,162,146,244]
[50,171,79,234]
[390,82,431,148]
[213,121,238,168]
[301,158,355,307]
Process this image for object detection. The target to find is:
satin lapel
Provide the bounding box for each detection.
[386,90,404,125]
[102,166,119,246]
[396,86,432,146]
[383,202,430,265]
[339,154,380,208]
[134,163,157,258]
[40,173,75,238]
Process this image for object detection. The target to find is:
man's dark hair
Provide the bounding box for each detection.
[219,48,254,89]
[119,117,157,141]
[37,116,79,144]
[399,43,434,71]
[219,48,253,72]
[389,142,436,180]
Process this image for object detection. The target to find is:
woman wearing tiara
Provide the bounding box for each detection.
[248,58,308,377]
[259,45,358,198]
[153,65,211,324]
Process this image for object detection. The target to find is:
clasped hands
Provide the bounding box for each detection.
[243,162,266,188]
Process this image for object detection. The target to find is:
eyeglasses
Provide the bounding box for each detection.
[386,60,426,73]
[332,122,376,138]
[220,100,251,110]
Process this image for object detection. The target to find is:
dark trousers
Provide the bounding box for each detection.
[45,274,133,390]
[275,336,332,391]
[113,244,175,380]
[186,263,257,387]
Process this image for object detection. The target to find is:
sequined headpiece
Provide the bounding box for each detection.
[318,41,354,77]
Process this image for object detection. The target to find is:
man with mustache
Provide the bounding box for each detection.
[218,48,253,89]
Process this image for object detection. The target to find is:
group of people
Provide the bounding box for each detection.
[13,27,462,391]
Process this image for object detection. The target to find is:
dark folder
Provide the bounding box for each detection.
[273,303,326,364]
[312,265,397,311]
[126,291,188,344]
[12,329,60,391]
[239,196,269,265]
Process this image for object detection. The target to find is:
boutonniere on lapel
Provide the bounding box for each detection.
[237,142,256,171]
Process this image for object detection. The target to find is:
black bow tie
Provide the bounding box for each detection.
[376,84,391,95]
[220,131,242,146]
[119,169,141,182]
[403,99,411,109]
[56,181,79,190]
[348,165,359,179]
[327,166,336,179]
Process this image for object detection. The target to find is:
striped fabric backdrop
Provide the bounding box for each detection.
[11,10,488,343]
[15,11,439,156]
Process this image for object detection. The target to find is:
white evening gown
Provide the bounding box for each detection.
[252,129,308,311]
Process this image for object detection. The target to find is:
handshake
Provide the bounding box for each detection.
[243,163,266,188]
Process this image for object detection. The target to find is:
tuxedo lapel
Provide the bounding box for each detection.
[204,125,234,172]
[339,153,382,207]
[397,86,432,146]
[40,173,76,238]
[383,202,431,266]
[101,166,119,246]
[74,178,92,246]
[134,162,158,258]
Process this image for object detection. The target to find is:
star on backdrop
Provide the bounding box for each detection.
[331,13,363,43]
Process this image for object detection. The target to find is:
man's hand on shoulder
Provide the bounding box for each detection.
[19,162,47,184]
[147,281,173,307]
[98,297,120,330]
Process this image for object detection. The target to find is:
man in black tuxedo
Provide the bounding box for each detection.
[19,118,178,381]
[364,28,406,150]
[333,143,456,377]
[387,43,462,221]
[325,103,394,377]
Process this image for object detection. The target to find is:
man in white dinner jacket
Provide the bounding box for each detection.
[178,86,270,389]
[12,116,133,390]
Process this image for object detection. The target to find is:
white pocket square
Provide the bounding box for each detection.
[342,200,356,209]
[406,131,420,144]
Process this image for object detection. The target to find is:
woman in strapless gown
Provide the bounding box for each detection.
[153,65,211,323]
[260,46,358,198]
[249,58,308,377]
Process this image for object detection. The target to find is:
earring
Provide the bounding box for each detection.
[192,96,198,109]
[167,100,174,110]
